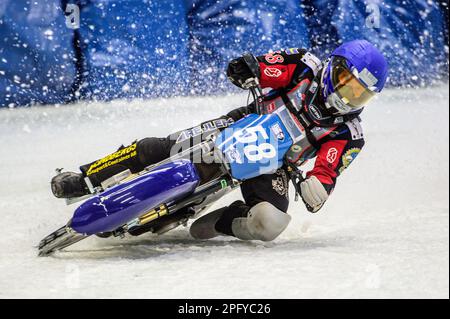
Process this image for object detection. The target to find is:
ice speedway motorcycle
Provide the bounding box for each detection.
[38,56,309,256]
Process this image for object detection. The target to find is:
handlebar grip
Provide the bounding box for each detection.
[242,52,261,78]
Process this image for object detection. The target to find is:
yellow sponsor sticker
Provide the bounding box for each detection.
[86,143,137,176]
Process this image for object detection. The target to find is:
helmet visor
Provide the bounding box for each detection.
[331,58,376,108]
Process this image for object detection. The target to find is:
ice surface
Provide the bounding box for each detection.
[0,85,448,298]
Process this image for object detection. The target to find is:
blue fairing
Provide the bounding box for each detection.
[215,107,299,180]
[71,159,200,235]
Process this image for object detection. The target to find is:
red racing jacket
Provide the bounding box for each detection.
[239,48,366,195]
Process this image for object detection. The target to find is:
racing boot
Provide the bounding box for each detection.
[51,171,90,199]
[189,201,249,239]
[190,200,290,241]
[189,206,228,239]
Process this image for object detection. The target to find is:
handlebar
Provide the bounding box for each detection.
[243,78,264,115]
[240,52,265,115]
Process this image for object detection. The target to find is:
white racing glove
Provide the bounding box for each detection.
[300,175,329,213]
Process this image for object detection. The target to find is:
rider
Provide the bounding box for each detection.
[51,39,388,242]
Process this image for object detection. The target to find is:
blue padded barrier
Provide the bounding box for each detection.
[76,0,190,100]
[186,0,311,94]
[0,0,448,107]
[304,0,448,87]
[0,0,76,107]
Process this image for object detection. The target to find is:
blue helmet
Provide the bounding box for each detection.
[321,40,388,115]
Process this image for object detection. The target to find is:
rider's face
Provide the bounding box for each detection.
[337,69,365,98]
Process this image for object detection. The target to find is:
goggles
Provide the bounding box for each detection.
[329,57,376,109]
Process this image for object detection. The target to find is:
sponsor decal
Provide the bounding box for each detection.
[86,143,137,176]
[334,99,350,113]
[313,126,323,132]
[264,67,282,78]
[346,119,364,140]
[270,123,285,141]
[265,53,284,64]
[359,68,378,87]
[272,169,288,197]
[339,148,361,173]
[333,116,344,124]
[326,147,338,164]
[272,177,287,196]
[328,93,351,114]
[291,144,303,153]
[293,84,308,103]
[266,102,276,113]
[289,82,309,111]
[176,118,234,143]
[287,144,301,160]
[309,81,318,93]
[308,104,322,120]
[286,144,305,163]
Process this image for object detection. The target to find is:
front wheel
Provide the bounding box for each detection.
[38,222,88,256]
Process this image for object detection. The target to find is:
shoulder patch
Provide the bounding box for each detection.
[339,148,362,174]
[301,52,321,76]
[346,118,364,140]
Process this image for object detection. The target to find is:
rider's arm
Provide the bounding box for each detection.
[306,125,365,194]
[256,48,310,89]
[300,123,365,212]
[227,48,319,90]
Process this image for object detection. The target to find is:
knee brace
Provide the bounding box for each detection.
[231,202,291,241]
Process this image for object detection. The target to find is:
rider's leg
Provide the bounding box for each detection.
[190,168,291,241]
[80,137,172,187]
[51,137,171,198]
[50,111,247,199]
[189,201,248,239]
